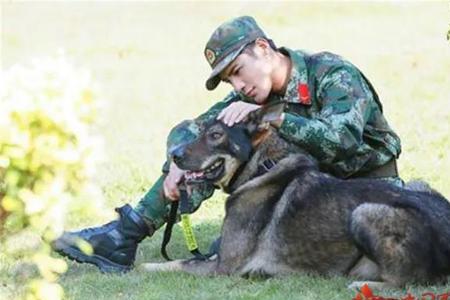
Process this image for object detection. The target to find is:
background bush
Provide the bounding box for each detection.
[0,55,104,299]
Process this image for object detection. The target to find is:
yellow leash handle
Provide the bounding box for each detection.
[180,214,198,251]
[179,188,207,260]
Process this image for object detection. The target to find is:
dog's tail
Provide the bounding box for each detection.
[404,179,450,273]
[140,256,219,276]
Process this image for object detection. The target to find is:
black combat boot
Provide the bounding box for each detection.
[53,204,154,273]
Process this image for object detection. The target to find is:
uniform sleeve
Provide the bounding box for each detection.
[278,66,378,164]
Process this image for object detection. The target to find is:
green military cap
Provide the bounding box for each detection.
[166,119,202,159]
[204,16,267,91]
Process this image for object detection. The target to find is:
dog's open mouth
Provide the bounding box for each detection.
[184,158,225,183]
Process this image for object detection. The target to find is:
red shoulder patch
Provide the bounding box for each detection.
[297,83,311,105]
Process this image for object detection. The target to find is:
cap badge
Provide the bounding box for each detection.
[205,48,216,65]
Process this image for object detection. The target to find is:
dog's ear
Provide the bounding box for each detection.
[260,101,285,123]
[246,101,285,135]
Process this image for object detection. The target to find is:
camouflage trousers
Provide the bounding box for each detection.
[133,171,404,229]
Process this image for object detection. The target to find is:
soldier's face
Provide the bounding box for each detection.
[220,48,273,104]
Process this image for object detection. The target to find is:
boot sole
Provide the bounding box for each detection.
[54,246,132,274]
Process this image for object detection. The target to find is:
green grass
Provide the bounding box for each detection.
[2,1,450,299]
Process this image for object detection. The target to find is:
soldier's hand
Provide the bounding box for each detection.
[163,162,186,201]
[217,101,260,126]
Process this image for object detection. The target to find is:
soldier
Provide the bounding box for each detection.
[54,16,402,273]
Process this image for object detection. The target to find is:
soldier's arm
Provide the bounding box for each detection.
[277,66,378,164]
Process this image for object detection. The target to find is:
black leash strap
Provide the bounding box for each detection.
[161,188,208,261]
[161,199,179,261]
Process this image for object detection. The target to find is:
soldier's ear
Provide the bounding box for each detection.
[246,101,285,135]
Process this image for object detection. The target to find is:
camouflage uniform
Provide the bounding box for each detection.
[135,47,402,228]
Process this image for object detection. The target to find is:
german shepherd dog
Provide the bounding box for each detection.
[141,104,450,289]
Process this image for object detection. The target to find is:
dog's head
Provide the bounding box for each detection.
[167,102,284,187]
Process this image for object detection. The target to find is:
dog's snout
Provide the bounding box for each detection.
[169,144,186,165]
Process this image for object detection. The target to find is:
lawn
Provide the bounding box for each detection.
[1,1,450,299]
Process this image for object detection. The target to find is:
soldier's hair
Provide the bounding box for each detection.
[242,38,278,56]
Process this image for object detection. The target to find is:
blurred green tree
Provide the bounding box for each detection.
[0,55,104,300]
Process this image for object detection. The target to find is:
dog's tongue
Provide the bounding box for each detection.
[185,171,204,180]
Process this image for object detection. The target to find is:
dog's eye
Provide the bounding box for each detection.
[210,132,223,140]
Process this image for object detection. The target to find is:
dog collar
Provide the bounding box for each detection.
[255,158,277,177]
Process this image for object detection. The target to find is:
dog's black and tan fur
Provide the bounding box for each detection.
[142,104,450,288]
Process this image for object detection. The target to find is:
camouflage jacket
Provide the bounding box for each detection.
[165,48,401,207]
[193,48,401,178]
